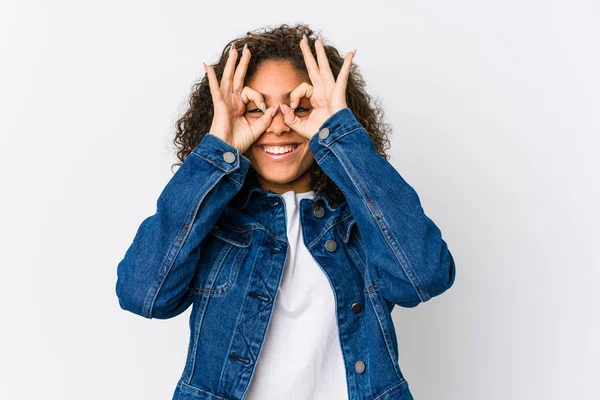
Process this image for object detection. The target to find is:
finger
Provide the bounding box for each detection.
[300,34,321,84]
[250,105,278,139]
[289,82,314,110]
[220,43,238,92]
[279,102,303,132]
[204,62,223,102]
[232,44,250,93]
[335,50,355,98]
[315,34,334,83]
[240,86,266,112]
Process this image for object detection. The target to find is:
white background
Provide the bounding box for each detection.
[1,1,598,399]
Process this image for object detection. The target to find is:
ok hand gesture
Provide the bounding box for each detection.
[203,43,279,154]
[279,34,356,140]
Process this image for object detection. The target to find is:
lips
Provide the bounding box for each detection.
[260,143,300,154]
[257,142,302,161]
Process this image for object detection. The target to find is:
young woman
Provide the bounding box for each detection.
[116,24,456,400]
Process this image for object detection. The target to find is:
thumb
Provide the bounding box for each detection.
[279,103,303,133]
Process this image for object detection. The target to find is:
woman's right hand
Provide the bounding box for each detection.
[203,43,278,154]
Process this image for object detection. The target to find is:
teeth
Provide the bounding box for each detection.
[262,144,298,154]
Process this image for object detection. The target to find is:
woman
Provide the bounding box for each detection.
[116,23,456,400]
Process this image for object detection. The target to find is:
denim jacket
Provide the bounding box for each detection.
[116,107,456,400]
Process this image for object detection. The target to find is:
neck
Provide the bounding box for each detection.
[256,169,312,194]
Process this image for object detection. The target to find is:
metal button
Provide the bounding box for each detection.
[313,206,325,218]
[325,239,337,252]
[223,151,236,163]
[355,360,366,374]
[318,127,330,139]
[351,302,363,313]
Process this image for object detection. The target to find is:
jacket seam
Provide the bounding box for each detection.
[372,379,407,400]
[329,138,430,303]
[367,291,404,381]
[141,168,224,318]
[179,381,228,400]
[306,207,353,249]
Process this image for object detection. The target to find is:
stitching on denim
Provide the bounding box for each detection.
[334,209,355,243]
[189,246,248,296]
[320,126,363,148]
[354,232,380,286]
[371,379,406,400]
[225,172,244,188]
[204,243,233,290]
[365,282,381,294]
[330,140,430,303]
[217,220,262,233]
[179,381,228,400]
[216,245,266,392]
[209,229,252,247]
[366,198,430,302]
[347,244,366,277]
[186,294,212,383]
[306,207,353,249]
[220,330,255,394]
[195,152,239,172]
[366,292,404,384]
[143,169,223,318]
[195,152,249,188]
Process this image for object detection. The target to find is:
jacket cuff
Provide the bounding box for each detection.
[191,133,251,186]
[308,107,366,160]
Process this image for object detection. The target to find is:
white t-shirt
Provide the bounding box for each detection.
[245,190,348,400]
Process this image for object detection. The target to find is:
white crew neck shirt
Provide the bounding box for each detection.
[244,190,348,400]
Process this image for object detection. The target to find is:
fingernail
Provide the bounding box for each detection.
[279,103,287,115]
[229,43,234,54]
[272,105,279,117]
[243,43,248,54]
[260,102,266,112]
[290,102,296,110]
[353,48,357,56]
[202,62,207,71]
[302,33,307,43]
[318,33,322,42]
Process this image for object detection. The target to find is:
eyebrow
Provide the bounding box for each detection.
[261,91,291,102]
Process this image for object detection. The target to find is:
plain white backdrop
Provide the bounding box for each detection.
[1,0,598,399]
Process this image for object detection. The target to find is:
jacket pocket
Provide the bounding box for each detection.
[340,219,382,288]
[188,222,252,297]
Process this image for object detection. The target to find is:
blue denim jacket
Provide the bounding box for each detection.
[116,107,456,400]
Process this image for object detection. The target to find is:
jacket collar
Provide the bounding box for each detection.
[232,170,356,243]
[233,170,339,211]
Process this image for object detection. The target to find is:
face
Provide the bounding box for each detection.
[242,59,315,194]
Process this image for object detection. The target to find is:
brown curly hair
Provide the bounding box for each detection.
[172,23,392,207]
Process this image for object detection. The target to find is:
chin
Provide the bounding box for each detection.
[257,170,302,185]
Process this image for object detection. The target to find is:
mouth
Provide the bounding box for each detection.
[257,143,302,161]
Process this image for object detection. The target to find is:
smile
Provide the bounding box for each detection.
[259,143,302,161]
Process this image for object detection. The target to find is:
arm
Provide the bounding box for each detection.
[308,107,456,308]
[115,133,251,319]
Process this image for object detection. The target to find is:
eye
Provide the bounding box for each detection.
[245,108,263,114]
[294,107,311,114]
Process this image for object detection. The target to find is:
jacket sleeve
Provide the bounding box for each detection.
[115,133,251,319]
[308,108,456,308]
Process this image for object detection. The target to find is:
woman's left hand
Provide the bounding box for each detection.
[279,33,356,140]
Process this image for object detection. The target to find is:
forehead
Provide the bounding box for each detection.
[246,60,309,101]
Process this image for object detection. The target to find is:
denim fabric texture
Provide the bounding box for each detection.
[116,107,456,400]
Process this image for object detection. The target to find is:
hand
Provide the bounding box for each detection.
[279,33,356,140]
[203,43,278,154]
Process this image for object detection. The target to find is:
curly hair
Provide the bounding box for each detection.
[172,23,392,208]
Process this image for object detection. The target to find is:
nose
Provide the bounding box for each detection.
[266,105,291,136]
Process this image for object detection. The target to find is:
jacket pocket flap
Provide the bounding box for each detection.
[209,223,252,247]
[336,212,357,244]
